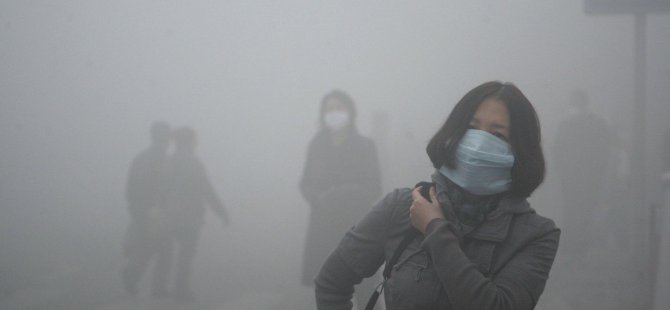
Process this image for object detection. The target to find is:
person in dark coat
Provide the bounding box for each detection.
[663,126,670,179]
[300,90,382,307]
[315,82,560,309]
[552,90,612,255]
[121,121,172,296]
[157,127,230,302]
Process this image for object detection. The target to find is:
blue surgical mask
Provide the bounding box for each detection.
[439,129,515,195]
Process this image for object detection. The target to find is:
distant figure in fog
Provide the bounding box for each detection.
[300,90,382,307]
[122,121,172,297]
[552,90,612,254]
[158,127,230,303]
[664,126,670,178]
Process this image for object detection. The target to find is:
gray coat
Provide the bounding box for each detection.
[315,174,560,310]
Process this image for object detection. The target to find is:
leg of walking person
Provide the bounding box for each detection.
[122,218,153,296]
[151,233,174,298]
[173,226,200,302]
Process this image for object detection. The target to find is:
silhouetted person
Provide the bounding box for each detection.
[654,125,670,309]
[121,121,172,297]
[664,126,670,177]
[300,90,382,309]
[157,127,229,303]
[553,90,612,255]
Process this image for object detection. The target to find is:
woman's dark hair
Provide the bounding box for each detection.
[319,89,357,131]
[426,81,545,198]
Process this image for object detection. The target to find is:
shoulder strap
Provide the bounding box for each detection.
[365,228,419,310]
[383,229,420,279]
[366,181,432,310]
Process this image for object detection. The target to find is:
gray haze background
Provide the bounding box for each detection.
[1,1,669,309]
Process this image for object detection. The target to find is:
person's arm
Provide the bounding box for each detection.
[314,252,360,310]
[315,189,404,309]
[199,162,229,225]
[410,187,560,310]
[423,218,559,310]
[300,138,325,206]
[205,182,229,225]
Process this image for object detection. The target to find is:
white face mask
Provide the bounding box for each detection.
[324,111,350,131]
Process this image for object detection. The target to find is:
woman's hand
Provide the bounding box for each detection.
[410,186,444,234]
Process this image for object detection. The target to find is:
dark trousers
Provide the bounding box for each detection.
[161,225,200,293]
[122,219,201,294]
[122,216,173,294]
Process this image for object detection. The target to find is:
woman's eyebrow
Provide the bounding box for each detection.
[470,117,508,130]
[491,123,509,130]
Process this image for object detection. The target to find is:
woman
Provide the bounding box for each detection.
[315,82,560,309]
[300,90,383,306]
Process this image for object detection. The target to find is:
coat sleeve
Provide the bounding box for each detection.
[198,162,227,218]
[300,138,324,207]
[421,218,560,310]
[314,189,403,310]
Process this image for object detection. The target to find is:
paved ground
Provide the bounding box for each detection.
[0,218,654,310]
[0,249,649,310]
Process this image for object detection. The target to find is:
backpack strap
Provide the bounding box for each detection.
[383,229,420,279]
[365,182,433,310]
[365,228,419,310]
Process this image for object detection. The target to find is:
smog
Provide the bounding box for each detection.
[1,1,669,309]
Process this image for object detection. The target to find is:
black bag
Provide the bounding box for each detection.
[364,182,433,310]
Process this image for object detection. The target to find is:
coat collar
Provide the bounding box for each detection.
[467,196,533,242]
[431,171,533,242]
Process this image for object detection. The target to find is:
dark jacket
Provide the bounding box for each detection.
[165,151,225,231]
[300,129,382,285]
[315,173,560,309]
[125,146,169,218]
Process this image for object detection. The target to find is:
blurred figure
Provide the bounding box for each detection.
[552,90,612,255]
[653,125,670,310]
[300,90,382,308]
[664,126,670,178]
[121,121,172,297]
[159,127,230,303]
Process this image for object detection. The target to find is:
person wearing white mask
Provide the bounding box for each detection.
[300,90,383,308]
[315,82,560,310]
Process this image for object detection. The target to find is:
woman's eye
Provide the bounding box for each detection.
[493,132,508,141]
